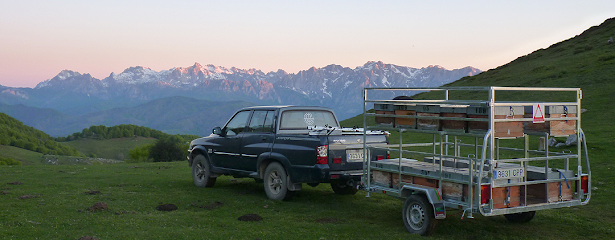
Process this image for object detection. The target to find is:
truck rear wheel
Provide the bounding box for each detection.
[264,162,295,201]
[402,195,437,236]
[192,155,216,187]
[331,180,358,195]
[504,211,535,223]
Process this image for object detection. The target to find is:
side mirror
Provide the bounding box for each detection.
[213,127,222,135]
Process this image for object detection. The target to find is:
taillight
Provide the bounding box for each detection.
[581,175,589,193]
[387,151,390,159]
[481,184,491,204]
[317,145,328,164]
[376,155,385,161]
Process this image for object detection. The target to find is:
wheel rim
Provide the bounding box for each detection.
[406,203,425,230]
[267,170,282,194]
[195,162,206,181]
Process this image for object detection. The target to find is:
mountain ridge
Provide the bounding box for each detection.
[1,61,480,119]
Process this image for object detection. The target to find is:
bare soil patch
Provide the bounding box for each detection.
[238,214,263,222]
[156,203,178,211]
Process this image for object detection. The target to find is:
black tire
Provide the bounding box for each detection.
[192,155,216,187]
[402,195,437,236]
[331,181,358,195]
[263,162,295,201]
[504,211,536,223]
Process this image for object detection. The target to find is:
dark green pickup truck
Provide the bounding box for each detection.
[187,106,388,200]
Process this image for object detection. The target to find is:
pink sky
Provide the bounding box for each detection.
[1,1,614,88]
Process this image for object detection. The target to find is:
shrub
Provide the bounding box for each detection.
[0,157,22,166]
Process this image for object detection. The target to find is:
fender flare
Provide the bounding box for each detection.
[257,152,292,178]
[188,145,212,167]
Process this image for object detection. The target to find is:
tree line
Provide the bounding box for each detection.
[59,124,199,162]
[56,124,176,142]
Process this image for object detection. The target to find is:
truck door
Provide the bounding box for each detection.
[212,110,251,169]
[240,110,275,172]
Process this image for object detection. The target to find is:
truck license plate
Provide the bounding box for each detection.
[493,167,525,180]
[346,149,364,162]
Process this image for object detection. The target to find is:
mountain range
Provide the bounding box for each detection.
[0,61,480,136]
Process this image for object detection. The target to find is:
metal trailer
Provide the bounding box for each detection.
[360,87,591,236]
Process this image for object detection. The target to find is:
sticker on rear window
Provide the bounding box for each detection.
[304,112,315,126]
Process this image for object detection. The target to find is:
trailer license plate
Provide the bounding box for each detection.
[493,167,525,180]
[346,149,364,162]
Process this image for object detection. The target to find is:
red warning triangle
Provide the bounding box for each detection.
[533,103,545,123]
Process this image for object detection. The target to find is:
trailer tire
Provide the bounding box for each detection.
[504,211,536,223]
[402,195,437,236]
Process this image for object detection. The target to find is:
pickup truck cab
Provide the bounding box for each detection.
[187,106,388,200]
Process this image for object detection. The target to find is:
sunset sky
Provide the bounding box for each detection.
[1,0,614,88]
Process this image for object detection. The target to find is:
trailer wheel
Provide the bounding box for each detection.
[192,154,216,187]
[504,211,536,223]
[402,195,437,236]
[263,162,295,201]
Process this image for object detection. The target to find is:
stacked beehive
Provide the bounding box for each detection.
[374,101,577,137]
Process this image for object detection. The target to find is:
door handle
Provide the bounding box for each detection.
[261,136,267,141]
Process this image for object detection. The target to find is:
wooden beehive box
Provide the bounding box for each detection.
[416,104,440,130]
[492,186,521,208]
[375,103,395,127]
[394,104,416,128]
[440,104,468,133]
[524,105,577,136]
[467,106,524,138]
[527,181,573,203]
[372,170,393,187]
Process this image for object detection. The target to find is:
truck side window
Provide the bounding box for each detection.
[225,111,250,136]
[249,110,275,133]
[263,111,275,132]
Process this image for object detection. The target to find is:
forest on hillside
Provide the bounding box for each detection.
[0,113,79,156]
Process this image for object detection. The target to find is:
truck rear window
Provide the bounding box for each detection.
[280,110,339,129]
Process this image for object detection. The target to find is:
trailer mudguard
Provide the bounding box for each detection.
[402,185,446,219]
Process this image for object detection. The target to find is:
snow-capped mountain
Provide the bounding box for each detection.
[1,61,480,120]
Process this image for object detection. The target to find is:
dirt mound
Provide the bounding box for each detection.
[316,217,344,224]
[18,194,37,200]
[78,236,100,240]
[238,214,263,222]
[7,181,22,185]
[191,201,224,210]
[89,202,108,212]
[156,203,178,211]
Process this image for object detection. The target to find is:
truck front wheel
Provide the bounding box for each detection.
[402,195,437,236]
[263,162,295,201]
[192,155,216,187]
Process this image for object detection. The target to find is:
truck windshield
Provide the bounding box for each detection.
[280,110,339,129]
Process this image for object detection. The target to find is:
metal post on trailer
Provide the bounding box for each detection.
[363,88,370,198]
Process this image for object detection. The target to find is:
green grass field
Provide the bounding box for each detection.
[1,161,613,239]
